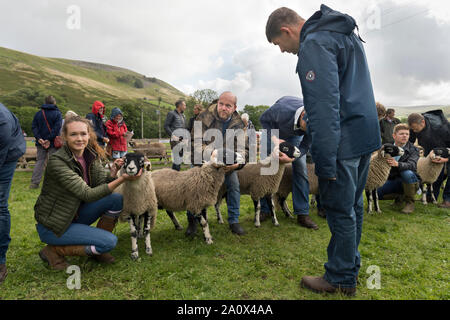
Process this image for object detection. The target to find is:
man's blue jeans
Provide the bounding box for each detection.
[36,193,122,254]
[261,136,310,216]
[319,154,371,288]
[377,170,419,199]
[0,161,18,265]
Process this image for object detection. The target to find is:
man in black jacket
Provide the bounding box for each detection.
[377,124,420,214]
[164,99,186,171]
[408,110,450,208]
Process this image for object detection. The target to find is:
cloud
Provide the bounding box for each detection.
[0,0,449,108]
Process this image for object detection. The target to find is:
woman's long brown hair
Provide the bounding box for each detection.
[61,116,107,161]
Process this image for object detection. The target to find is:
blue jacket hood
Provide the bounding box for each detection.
[300,4,357,43]
[41,104,59,110]
[110,107,123,120]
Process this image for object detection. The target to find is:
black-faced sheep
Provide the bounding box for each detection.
[151,149,244,244]
[365,144,404,214]
[117,153,158,260]
[416,147,450,205]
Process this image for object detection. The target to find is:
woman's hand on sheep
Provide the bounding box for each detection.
[110,158,124,177]
[386,158,399,167]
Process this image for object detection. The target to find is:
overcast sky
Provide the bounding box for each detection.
[1,0,449,109]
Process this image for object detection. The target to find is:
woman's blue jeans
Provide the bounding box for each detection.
[36,193,123,254]
[0,161,18,265]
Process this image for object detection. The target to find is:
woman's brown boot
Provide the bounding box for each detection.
[95,215,118,263]
[39,245,84,270]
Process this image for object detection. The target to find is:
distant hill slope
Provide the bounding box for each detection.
[392,105,450,120]
[0,46,186,115]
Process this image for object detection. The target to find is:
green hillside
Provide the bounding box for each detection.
[0,46,188,138]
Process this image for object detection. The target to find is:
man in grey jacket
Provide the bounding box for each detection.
[164,99,186,171]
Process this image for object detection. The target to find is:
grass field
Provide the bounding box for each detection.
[1,169,449,300]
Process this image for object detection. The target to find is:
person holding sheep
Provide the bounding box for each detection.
[189,91,249,236]
[259,96,318,230]
[34,116,140,270]
[266,5,381,295]
[376,124,420,214]
[408,111,450,208]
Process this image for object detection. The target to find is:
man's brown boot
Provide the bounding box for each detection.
[300,276,356,296]
[401,183,418,214]
[95,215,118,264]
[297,215,319,230]
[39,245,72,270]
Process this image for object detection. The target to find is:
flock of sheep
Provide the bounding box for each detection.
[114,142,449,260]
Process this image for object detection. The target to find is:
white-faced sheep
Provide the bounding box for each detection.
[116,153,158,260]
[416,147,450,205]
[215,142,300,228]
[151,149,244,244]
[365,144,404,214]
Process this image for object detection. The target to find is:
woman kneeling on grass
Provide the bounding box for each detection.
[34,116,141,270]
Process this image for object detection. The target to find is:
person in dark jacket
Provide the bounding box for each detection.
[86,100,109,148]
[186,104,203,133]
[408,110,450,208]
[35,116,139,270]
[266,5,381,295]
[259,96,318,229]
[30,96,63,189]
[0,103,26,284]
[379,108,401,144]
[377,124,420,214]
[164,99,187,171]
[106,107,128,159]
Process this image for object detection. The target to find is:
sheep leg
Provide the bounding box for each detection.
[280,197,294,219]
[128,215,139,260]
[421,184,428,205]
[166,210,183,230]
[266,195,280,227]
[429,185,438,204]
[143,212,152,256]
[254,199,261,228]
[137,215,145,238]
[197,214,213,245]
[365,190,373,214]
[215,197,224,224]
[310,194,317,208]
[373,189,382,213]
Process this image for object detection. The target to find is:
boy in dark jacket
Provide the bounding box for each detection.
[0,102,26,283]
[30,96,63,189]
[266,5,381,295]
[377,124,420,214]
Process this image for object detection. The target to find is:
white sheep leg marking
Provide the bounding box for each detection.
[268,195,280,227]
[254,199,261,228]
[421,184,428,205]
[374,190,382,213]
[198,215,213,245]
[143,212,152,256]
[430,185,438,204]
[367,190,373,214]
[138,215,145,238]
[128,215,139,260]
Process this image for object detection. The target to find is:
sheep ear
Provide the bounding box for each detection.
[381,150,385,158]
[210,149,218,163]
[144,160,152,171]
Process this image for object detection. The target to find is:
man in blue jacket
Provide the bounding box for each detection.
[259,96,318,230]
[0,103,26,283]
[266,5,381,295]
[30,96,63,189]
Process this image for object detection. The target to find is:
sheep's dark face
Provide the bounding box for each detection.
[211,149,245,167]
[279,141,301,159]
[432,147,450,159]
[381,144,404,158]
[124,153,145,176]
